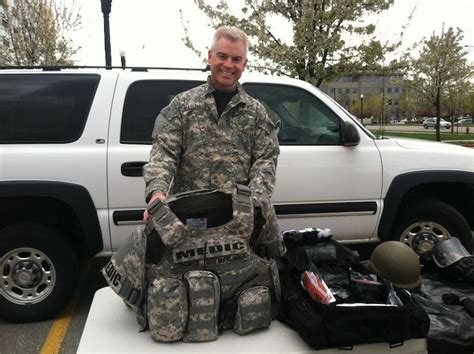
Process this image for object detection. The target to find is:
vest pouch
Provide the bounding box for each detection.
[147,276,188,342]
[234,286,272,335]
[183,270,220,342]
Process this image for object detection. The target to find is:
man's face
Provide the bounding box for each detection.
[208,37,247,91]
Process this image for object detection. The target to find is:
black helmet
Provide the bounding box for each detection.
[368,241,421,289]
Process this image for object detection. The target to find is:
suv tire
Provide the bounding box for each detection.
[0,224,79,322]
[391,199,472,255]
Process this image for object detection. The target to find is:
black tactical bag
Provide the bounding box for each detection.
[278,229,430,350]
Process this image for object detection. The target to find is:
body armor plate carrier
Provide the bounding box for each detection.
[103,185,281,343]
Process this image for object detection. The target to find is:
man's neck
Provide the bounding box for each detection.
[210,77,237,92]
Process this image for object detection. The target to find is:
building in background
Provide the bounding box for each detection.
[320,74,405,121]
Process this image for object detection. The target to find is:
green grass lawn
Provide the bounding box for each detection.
[369,130,474,145]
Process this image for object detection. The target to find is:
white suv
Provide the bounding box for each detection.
[0,67,473,322]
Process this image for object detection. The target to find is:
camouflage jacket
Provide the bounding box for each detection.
[143,78,280,202]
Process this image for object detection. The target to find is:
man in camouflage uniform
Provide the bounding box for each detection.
[143,26,284,257]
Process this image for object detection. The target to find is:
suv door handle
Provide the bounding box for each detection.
[121,161,147,177]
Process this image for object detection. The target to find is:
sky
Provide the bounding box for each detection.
[71,0,474,68]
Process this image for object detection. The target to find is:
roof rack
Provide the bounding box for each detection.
[0,65,210,72]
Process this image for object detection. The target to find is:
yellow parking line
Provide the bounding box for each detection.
[40,260,91,354]
[39,302,76,354]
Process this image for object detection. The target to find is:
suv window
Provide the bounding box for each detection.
[0,74,100,143]
[243,83,341,145]
[121,80,203,144]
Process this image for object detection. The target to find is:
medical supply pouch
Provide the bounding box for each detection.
[183,270,220,342]
[147,276,188,342]
[279,228,430,350]
[234,286,272,335]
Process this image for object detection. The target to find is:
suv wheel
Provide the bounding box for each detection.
[0,223,79,322]
[391,199,472,255]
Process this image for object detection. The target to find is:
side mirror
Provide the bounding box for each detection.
[341,121,360,146]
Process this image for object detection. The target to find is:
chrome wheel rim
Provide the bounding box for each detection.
[400,221,451,254]
[0,248,56,305]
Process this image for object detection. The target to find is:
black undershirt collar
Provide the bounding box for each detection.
[212,88,238,117]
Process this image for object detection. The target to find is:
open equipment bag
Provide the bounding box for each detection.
[278,228,430,350]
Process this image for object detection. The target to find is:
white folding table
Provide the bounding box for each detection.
[78,287,427,354]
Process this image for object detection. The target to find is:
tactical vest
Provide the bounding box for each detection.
[103,185,281,343]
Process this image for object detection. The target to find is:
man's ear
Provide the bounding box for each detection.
[208,49,212,63]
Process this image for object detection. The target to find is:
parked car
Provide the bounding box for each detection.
[390,119,406,124]
[422,117,451,129]
[414,117,425,123]
[456,117,473,125]
[0,67,473,323]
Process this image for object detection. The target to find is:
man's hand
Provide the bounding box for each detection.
[143,192,166,222]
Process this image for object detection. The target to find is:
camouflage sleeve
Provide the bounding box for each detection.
[143,97,183,202]
[248,101,280,202]
[249,102,285,257]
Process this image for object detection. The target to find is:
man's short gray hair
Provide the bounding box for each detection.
[211,26,249,57]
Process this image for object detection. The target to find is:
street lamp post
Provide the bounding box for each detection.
[101,0,112,69]
[360,94,364,126]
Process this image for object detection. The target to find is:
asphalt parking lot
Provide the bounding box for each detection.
[367,124,471,133]
[0,257,107,354]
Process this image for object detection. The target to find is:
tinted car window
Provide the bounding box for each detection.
[243,83,341,145]
[121,80,203,144]
[0,74,100,143]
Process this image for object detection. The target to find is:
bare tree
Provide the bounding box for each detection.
[0,0,81,66]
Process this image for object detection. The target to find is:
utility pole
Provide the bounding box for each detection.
[101,0,112,69]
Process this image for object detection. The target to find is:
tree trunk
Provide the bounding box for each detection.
[435,92,441,142]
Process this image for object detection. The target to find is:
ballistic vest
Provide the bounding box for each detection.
[149,184,254,269]
[103,185,280,343]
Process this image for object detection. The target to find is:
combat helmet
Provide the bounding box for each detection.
[367,241,421,289]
